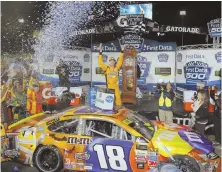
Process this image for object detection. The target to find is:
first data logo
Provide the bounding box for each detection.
[105,96,114,103]
[158,53,169,62]
[215,52,221,63]
[184,61,211,84]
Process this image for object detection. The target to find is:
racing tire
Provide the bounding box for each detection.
[33,145,63,172]
[169,155,200,172]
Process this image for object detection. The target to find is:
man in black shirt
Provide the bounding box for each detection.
[210,69,221,144]
[55,59,70,90]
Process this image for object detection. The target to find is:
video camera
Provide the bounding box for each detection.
[156,82,166,91]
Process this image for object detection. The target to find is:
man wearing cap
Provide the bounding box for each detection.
[98,43,124,106]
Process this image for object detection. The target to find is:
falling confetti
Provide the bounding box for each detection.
[33,1,95,63]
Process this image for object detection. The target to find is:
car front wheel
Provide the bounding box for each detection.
[34,145,63,172]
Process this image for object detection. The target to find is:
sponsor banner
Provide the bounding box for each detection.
[91,39,176,52]
[39,48,91,86]
[176,49,221,91]
[95,89,114,110]
[116,14,144,28]
[164,26,201,34]
[92,41,121,52]
[92,39,176,91]
[119,34,144,52]
[142,39,176,52]
[207,18,221,38]
[71,28,95,36]
[184,61,211,84]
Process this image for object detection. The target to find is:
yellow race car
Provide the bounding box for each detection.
[2,106,221,172]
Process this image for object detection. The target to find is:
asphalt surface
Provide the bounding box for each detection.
[1,95,221,172]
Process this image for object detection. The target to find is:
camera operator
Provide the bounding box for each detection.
[155,81,175,123]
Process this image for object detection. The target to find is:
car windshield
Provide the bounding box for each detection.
[123,111,155,141]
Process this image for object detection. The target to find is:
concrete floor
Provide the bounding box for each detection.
[1,95,221,172]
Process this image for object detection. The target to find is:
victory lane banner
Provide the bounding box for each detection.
[176,49,221,91]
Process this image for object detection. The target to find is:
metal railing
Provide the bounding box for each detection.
[177,44,222,50]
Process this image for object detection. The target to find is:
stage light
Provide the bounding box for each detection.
[180,10,186,16]
[18,18,25,23]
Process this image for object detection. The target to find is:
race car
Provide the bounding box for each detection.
[2,106,221,172]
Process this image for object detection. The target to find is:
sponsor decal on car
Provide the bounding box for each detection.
[147,148,158,155]
[137,163,144,169]
[84,164,93,170]
[136,137,147,143]
[135,150,147,156]
[148,155,158,161]
[67,137,92,145]
[147,152,158,156]
[148,160,157,167]
[136,144,147,150]
[135,155,146,163]
[75,152,90,160]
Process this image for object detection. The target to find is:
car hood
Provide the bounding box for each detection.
[151,121,213,157]
[7,113,54,132]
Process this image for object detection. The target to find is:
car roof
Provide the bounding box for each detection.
[61,106,129,121]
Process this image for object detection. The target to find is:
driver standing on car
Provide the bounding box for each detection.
[98,43,125,107]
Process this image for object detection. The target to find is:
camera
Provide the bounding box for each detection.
[156,82,166,91]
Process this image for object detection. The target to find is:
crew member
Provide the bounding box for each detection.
[98,43,124,106]
[30,83,43,115]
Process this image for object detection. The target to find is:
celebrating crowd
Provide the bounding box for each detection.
[1,58,43,128]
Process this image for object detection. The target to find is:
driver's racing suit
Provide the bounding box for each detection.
[98,51,124,106]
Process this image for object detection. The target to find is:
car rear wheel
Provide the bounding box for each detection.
[169,155,200,172]
[34,145,63,172]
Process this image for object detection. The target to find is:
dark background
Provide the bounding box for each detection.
[1,1,221,54]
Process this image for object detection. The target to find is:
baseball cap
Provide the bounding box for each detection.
[109,57,116,62]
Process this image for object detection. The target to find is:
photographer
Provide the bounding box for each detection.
[155,81,175,123]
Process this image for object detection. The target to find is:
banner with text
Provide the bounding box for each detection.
[92,39,176,91]
[176,49,221,92]
[39,48,91,87]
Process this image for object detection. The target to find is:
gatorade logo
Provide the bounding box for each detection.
[42,88,51,99]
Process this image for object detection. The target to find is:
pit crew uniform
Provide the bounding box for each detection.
[98,51,124,106]
[30,89,43,115]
